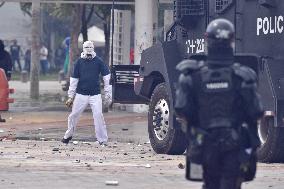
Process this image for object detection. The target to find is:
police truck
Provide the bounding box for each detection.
[112,0,284,162]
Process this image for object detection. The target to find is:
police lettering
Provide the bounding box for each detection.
[257,16,284,36]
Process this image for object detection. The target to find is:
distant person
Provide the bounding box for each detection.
[63,37,70,75]
[40,43,49,75]
[24,49,31,72]
[55,47,65,71]
[10,40,22,72]
[0,39,12,123]
[0,40,12,81]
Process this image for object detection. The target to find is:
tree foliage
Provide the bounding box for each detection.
[5,1,132,67]
[20,2,32,17]
[0,2,5,8]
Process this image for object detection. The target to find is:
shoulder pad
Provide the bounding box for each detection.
[232,63,257,82]
[176,59,205,74]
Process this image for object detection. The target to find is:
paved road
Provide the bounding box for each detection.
[0,111,284,189]
[0,81,283,189]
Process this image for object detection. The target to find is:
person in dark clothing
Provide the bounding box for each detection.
[24,49,31,72]
[0,39,12,123]
[0,40,12,81]
[10,40,22,72]
[175,18,263,189]
[54,47,65,71]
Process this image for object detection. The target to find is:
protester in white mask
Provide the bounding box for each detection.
[62,41,112,146]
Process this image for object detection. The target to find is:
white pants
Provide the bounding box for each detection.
[64,93,108,142]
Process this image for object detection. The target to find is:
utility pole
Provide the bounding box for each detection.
[134,0,158,65]
[67,4,82,78]
[30,1,41,99]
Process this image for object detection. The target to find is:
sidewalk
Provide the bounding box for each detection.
[7,80,144,112]
[8,80,67,112]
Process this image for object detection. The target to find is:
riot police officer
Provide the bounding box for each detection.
[175,18,263,189]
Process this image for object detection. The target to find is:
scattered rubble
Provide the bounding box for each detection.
[73,141,79,145]
[82,142,91,145]
[105,180,119,186]
[52,147,60,152]
[145,164,151,168]
[73,159,80,163]
[178,163,185,169]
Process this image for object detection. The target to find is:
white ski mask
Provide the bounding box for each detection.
[81,41,96,59]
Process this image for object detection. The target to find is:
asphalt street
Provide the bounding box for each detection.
[0,81,283,189]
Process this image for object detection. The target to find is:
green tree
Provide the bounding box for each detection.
[81,4,95,42]
[94,5,112,65]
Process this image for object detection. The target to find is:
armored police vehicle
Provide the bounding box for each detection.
[112,0,284,162]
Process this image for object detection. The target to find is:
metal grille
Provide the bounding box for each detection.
[174,0,205,19]
[215,0,233,13]
[114,70,139,84]
[112,65,140,84]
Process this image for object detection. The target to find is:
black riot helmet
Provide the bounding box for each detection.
[205,18,235,65]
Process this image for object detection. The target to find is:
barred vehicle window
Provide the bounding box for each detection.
[215,0,233,13]
[174,0,205,19]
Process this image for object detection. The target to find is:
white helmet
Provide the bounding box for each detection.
[81,41,96,59]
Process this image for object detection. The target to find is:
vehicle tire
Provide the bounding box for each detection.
[257,116,284,162]
[148,82,187,155]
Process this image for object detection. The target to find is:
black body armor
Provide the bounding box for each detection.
[175,18,263,189]
[175,59,263,184]
[196,65,237,129]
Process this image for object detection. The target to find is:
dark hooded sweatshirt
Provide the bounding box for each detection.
[0,40,12,80]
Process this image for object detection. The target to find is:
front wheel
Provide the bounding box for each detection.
[148,83,187,155]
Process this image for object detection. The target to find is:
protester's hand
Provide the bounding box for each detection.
[104,85,112,106]
[104,90,112,106]
[105,93,112,106]
[65,97,74,108]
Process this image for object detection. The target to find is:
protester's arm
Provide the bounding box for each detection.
[100,60,112,105]
[66,60,80,108]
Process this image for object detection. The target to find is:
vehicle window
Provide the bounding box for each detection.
[215,0,233,13]
[174,0,205,18]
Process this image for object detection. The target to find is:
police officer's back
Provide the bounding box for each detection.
[175,18,263,189]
